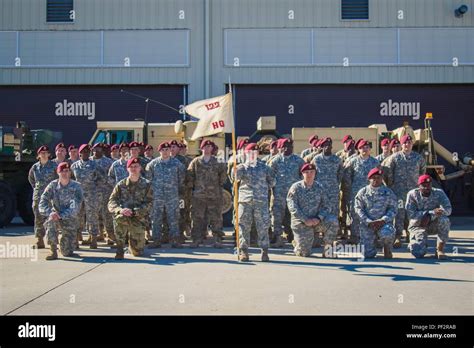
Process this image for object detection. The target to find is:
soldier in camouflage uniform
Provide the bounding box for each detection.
[355,168,398,259]
[335,136,356,238]
[71,144,104,249]
[68,145,79,163]
[39,162,84,260]
[110,144,120,161]
[144,144,155,162]
[385,135,426,248]
[28,145,58,249]
[188,140,227,248]
[234,143,275,262]
[146,142,185,248]
[303,139,323,163]
[170,140,192,241]
[52,143,71,166]
[311,137,343,246]
[375,138,391,163]
[342,140,380,244]
[91,143,116,245]
[108,158,153,259]
[389,138,401,155]
[406,174,451,260]
[300,134,318,159]
[287,163,339,257]
[335,135,355,163]
[109,143,130,185]
[129,141,150,169]
[261,140,279,163]
[269,138,305,247]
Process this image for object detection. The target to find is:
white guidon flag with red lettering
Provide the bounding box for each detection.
[185,93,234,140]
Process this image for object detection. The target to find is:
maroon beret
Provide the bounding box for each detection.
[169,140,180,147]
[127,157,141,168]
[367,167,383,179]
[390,139,400,148]
[278,138,293,149]
[320,137,332,147]
[78,144,91,153]
[68,145,76,152]
[158,142,171,151]
[145,144,153,151]
[418,174,432,185]
[56,162,70,173]
[381,138,390,146]
[119,143,129,150]
[91,142,102,149]
[139,142,145,147]
[244,143,258,151]
[55,143,65,151]
[102,143,110,150]
[309,134,318,145]
[357,140,370,149]
[400,135,413,144]
[37,145,49,154]
[200,139,214,150]
[129,141,140,149]
[300,163,316,173]
[237,138,249,150]
[342,135,353,144]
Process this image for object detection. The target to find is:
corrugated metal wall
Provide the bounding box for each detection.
[0,0,473,101]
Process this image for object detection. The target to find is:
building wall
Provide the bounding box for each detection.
[0,0,473,101]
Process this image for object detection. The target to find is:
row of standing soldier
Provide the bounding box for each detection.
[30,132,452,261]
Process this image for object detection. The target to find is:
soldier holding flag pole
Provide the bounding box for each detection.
[184,84,240,255]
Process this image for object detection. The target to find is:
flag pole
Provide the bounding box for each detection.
[229,76,240,257]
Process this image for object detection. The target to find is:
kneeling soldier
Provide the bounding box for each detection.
[39,162,84,260]
[108,158,153,259]
[354,168,397,259]
[286,163,339,258]
[406,174,452,259]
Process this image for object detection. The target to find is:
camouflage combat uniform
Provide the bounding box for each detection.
[312,153,343,215]
[354,184,398,258]
[145,157,185,243]
[303,148,322,163]
[405,187,451,258]
[188,155,227,244]
[235,159,275,250]
[28,160,58,238]
[174,154,193,236]
[300,147,315,160]
[385,151,426,239]
[287,180,339,257]
[109,158,129,185]
[93,156,115,240]
[70,159,104,238]
[39,179,84,256]
[108,177,153,256]
[342,155,380,242]
[375,152,390,163]
[269,153,305,241]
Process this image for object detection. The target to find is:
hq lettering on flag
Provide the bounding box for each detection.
[184,93,234,140]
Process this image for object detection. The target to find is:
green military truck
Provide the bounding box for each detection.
[0,122,62,227]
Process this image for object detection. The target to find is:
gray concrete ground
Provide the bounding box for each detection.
[1,217,473,315]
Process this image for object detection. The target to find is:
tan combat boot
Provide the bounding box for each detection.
[261,249,270,262]
[213,235,223,249]
[393,237,402,249]
[81,235,91,245]
[435,242,448,260]
[238,248,249,262]
[383,244,393,259]
[90,235,98,249]
[115,244,124,260]
[45,245,58,260]
[36,236,45,249]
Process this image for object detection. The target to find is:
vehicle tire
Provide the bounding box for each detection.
[18,185,34,226]
[0,182,16,227]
